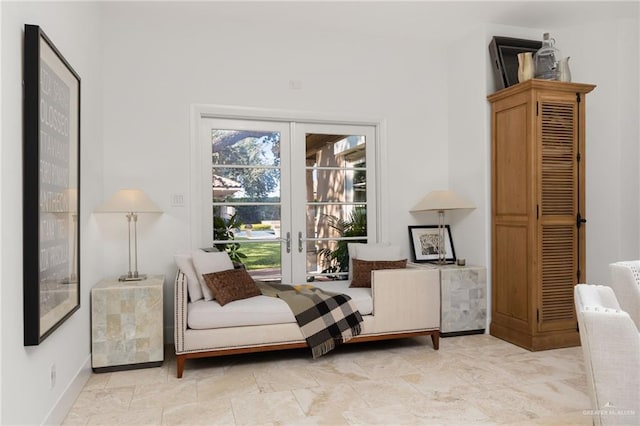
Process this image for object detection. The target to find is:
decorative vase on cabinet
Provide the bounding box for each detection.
[487,80,595,351]
[517,52,534,82]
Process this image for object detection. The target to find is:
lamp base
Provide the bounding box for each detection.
[428,260,455,265]
[118,274,147,282]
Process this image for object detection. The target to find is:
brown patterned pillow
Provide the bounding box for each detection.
[350,258,407,288]
[203,269,260,306]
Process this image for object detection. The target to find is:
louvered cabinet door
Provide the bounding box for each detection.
[536,95,582,333]
[488,80,595,351]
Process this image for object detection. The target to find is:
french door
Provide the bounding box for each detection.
[195,115,377,284]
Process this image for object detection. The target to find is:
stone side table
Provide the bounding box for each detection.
[438,264,487,336]
[91,275,164,372]
[410,263,487,336]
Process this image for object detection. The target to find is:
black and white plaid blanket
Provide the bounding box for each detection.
[257,282,363,358]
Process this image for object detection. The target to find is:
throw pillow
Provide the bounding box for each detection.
[347,243,403,281]
[347,243,392,280]
[350,258,407,288]
[174,253,203,302]
[191,250,235,301]
[203,269,261,306]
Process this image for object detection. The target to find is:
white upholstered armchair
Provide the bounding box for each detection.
[574,284,639,425]
[609,261,640,329]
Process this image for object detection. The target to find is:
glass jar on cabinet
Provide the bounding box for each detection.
[534,33,561,80]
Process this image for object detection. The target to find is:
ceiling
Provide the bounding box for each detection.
[203,1,639,41]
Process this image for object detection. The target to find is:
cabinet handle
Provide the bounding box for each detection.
[285,232,291,253]
[298,232,303,253]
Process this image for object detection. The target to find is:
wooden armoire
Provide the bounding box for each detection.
[488,80,595,351]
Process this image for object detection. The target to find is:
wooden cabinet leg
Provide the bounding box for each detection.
[176,355,185,378]
[431,331,440,350]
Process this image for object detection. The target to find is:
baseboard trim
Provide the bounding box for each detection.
[93,360,163,373]
[43,354,91,425]
[441,329,486,337]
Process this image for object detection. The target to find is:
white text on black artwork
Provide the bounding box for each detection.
[39,60,72,297]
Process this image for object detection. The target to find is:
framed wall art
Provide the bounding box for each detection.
[23,24,81,345]
[408,225,456,263]
[488,36,542,89]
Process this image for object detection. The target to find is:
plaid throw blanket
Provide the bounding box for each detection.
[257,282,363,358]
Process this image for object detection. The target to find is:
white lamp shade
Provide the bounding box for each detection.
[411,190,475,212]
[95,189,162,213]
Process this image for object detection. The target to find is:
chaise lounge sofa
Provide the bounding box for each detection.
[173,248,441,378]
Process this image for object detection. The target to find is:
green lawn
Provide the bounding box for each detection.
[236,239,280,270]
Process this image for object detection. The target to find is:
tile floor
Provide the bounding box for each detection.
[63,334,594,425]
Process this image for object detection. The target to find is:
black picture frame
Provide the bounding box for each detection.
[489,36,542,90]
[408,225,456,263]
[23,24,81,346]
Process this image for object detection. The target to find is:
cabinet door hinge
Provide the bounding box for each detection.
[576,93,581,103]
[536,101,539,116]
[577,269,582,280]
[536,204,539,219]
[537,309,540,323]
[577,152,581,162]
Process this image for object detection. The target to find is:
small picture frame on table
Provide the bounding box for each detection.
[408,225,456,263]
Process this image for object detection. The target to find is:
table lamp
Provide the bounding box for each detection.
[95,189,162,281]
[411,190,475,264]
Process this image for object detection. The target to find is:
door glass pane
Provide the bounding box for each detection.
[308,168,366,202]
[213,168,281,202]
[211,129,282,281]
[212,130,280,167]
[306,204,367,281]
[304,133,367,281]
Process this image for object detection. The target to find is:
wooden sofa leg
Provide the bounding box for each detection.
[176,355,185,378]
[431,331,440,350]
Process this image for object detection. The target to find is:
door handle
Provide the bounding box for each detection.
[298,231,303,253]
[576,213,587,228]
[286,232,291,253]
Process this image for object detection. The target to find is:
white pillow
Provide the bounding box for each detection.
[174,253,203,302]
[190,250,234,301]
[357,244,403,261]
[347,243,402,280]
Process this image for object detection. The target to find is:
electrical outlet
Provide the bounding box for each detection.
[49,363,56,389]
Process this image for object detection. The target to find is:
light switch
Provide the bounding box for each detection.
[171,193,185,207]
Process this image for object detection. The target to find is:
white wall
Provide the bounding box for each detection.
[1,2,104,425]
[99,2,450,337]
[0,2,4,421]
[447,26,494,268]
[555,18,640,283]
